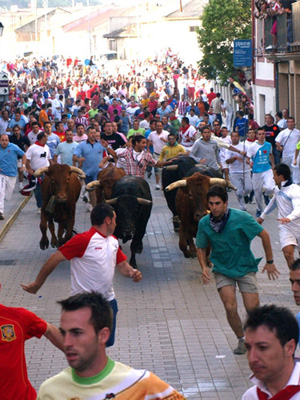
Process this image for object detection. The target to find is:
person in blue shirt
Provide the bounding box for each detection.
[7,109,27,135]
[247,127,275,217]
[73,126,115,209]
[233,111,248,140]
[0,134,26,220]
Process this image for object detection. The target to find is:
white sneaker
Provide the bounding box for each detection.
[19,182,24,190]
[155,184,160,190]
[37,208,41,214]
[265,45,273,50]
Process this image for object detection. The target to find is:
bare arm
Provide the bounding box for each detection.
[44,323,64,352]
[258,229,280,280]
[294,148,300,165]
[53,154,58,163]
[21,250,67,294]
[26,159,34,175]
[197,248,210,284]
[269,153,275,169]
[116,260,142,282]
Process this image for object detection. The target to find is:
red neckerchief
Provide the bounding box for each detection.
[170,116,177,121]
[34,141,45,147]
[257,385,300,400]
[180,124,190,134]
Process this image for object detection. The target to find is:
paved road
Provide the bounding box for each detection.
[0,178,297,399]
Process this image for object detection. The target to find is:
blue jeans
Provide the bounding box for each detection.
[106,298,118,347]
[34,180,42,208]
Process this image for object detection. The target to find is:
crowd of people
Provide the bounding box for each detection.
[1,51,300,399]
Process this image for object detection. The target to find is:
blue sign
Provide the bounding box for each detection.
[233,39,252,67]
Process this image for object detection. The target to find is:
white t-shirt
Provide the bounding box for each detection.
[26,143,51,170]
[276,128,300,159]
[148,130,169,154]
[225,142,251,174]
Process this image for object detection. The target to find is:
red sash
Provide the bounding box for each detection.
[257,385,300,400]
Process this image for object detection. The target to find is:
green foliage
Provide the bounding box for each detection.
[197,0,251,84]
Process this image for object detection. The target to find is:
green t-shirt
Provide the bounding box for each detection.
[127,128,145,138]
[196,208,263,278]
[296,141,300,150]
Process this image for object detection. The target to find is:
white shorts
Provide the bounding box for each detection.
[279,225,300,249]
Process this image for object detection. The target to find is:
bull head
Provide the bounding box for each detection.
[34,166,86,179]
[105,197,152,206]
[165,177,236,192]
[86,180,101,192]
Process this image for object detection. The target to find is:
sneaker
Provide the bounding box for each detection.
[37,208,41,214]
[19,182,24,190]
[233,338,246,355]
[147,172,152,178]
[265,45,273,50]
[82,195,88,203]
[155,184,160,190]
[22,176,36,192]
[256,209,261,217]
[244,195,249,204]
[0,212,4,220]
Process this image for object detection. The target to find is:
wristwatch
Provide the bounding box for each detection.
[266,260,274,264]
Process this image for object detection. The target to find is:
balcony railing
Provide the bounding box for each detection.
[263,1,300,56]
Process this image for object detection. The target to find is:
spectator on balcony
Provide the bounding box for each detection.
[281,0,296,48]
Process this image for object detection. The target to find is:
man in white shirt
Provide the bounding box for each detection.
[257,163,300,268]
[225,131,252,211]
[242,304,300,400]
[147,121,169,189]
[178,117,197,152]
[0,110,10,135]
[26,132,53,211]
[27,122,44,145]
[276,117,300,181]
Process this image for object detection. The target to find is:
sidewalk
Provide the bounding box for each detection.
[0,184,32,243]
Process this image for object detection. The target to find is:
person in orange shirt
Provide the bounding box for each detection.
[39,104,49,127]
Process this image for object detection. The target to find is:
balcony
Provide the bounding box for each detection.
[262,1,300,60]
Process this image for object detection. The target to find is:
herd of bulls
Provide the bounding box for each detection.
[35,158,234,267]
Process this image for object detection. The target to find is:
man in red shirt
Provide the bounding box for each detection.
[207,88,217,105]
[0,283,63,400]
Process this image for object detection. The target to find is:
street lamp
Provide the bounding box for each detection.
[0,23,4,37]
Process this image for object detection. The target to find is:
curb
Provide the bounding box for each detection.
[0,194,32,243]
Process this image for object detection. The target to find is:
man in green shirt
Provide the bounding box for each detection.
[127,120,145,139]
[196,185,279,355]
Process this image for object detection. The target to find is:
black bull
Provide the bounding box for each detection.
[106,176,152,268]
[162,156,222,230]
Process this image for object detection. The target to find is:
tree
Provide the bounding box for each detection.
[197,0,251,84]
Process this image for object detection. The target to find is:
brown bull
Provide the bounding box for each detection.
[34,164,85,250]
[85,163,126,203]
[166,172,229,258]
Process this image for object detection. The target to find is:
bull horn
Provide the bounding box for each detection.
[165,179,187,192]
[209,178,237,191]
[105,197,118,205]
[69,166,86,179]
[86,180,100,191]
[137,197,152,205]
[34,166,49,177]
[164,165,179,171]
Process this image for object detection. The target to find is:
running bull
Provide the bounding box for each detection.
[34,164,85,250]
[105,175,152,268]
[165,172,235,258]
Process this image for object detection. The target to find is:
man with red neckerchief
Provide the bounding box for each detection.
[242,304,300,400]
[178,116,197,152]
